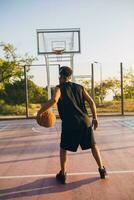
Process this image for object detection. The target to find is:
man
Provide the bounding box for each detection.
[38,66,107,184]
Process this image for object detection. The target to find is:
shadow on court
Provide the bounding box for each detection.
[0,177,99,199]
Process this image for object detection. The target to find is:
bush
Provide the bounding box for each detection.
[0,102,26,115]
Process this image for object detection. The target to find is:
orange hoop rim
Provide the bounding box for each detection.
[53,47,65,55]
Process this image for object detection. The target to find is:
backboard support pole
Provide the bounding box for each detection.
[44,55,51,99]
[70,54,74,81]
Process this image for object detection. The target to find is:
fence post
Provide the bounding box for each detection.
[24,65,29,118]
[91,63,95,100]
[120,62,124,115]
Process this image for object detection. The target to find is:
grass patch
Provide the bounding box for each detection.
[0,100,134,116]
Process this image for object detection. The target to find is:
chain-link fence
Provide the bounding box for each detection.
[0,62,134,118]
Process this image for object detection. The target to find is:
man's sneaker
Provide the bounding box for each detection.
[56,170,66,184]
[98,166,108,179]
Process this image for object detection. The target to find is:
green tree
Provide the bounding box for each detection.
[102,79,120,100]
[28,79,48,104]
[2,79,47,104]
[0,43,36,86]
[104,69,134,100]
[94,81,109,104]
[123,69,134,99]
[77,79,91,94]
[77,79,108,104]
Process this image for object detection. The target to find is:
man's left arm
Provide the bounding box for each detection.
[83,87,98,130]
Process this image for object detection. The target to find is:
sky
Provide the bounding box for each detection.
[0,0,134,86]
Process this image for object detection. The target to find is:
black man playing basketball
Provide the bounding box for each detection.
[39,66,108,184]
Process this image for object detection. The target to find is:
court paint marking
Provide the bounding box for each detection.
[32,126,59,134]
[0,124,9,132]
[0,170,134,179]
[114,119,134,129]
[32,127,41,133]
[32,126,51,134]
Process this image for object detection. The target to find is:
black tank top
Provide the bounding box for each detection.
[57,82,90,129]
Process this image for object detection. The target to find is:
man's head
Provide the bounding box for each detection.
[59,66,73,83]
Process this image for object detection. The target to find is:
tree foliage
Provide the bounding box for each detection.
[80,69,134,103]
[0,43,36,86]
[123,69,134,99]
[1,79,48,104]
[0,43,48,106]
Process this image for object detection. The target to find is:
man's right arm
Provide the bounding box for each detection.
[37,86,61,115]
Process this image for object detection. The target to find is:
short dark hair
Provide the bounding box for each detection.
[59,66,72,77]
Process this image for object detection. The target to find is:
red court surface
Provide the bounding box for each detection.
[0,116,134,200]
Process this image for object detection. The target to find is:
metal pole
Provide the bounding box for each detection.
[120,62,124,115]
[94,61,102,104]
[58,64,60,72]
[70,54,74,82]
[100,63,102,104]
[58,64,60,84]
[91,63,95,100]
[24,65,29,118]
[44,55,51,99]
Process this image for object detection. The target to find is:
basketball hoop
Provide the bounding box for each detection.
[53,47,65,62]
[53,47,65,55]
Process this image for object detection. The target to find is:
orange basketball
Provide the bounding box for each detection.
[36,110,56,128]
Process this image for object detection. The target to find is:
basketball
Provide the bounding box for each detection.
[36,110,56,128]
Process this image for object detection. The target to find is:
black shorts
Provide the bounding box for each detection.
[60,125,96,152]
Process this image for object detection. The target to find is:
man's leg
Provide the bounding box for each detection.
[90,128,103,168]
[56,147,67,184]
[91,144,103,168]
[60,147,67,174]
[91,144,108,179]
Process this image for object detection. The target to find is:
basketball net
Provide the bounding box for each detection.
[53,47,65,62]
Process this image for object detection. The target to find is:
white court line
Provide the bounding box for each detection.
[32,127,40,133]
[0,170,134,179]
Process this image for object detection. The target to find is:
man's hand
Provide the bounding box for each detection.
[92,118,98,130]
